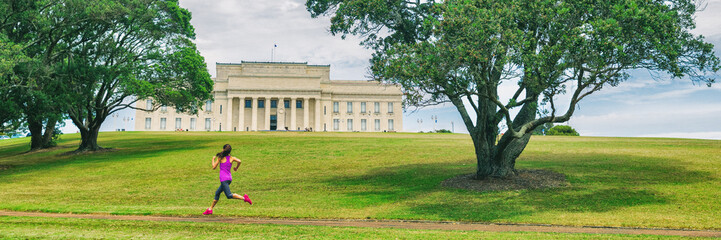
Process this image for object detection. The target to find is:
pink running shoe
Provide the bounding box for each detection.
[243,194,253,205]
[202,208,213,215]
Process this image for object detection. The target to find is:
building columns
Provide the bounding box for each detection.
[238,97,244,131]
[251,97,258,131]
[290,97,297,130]
[276,97,284,130]
[264,96,271,130]
[303,97,309,130]
[226,97,233,131]
[227,96,326,132]
[314,98,321,131]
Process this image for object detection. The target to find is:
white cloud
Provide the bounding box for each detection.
[693,0,721,36]
[639,87,719,101]
[571,103,721,138]
[179,0,373,80]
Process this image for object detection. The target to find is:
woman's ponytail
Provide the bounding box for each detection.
[216,144,232,158]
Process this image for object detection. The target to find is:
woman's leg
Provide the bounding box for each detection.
[221,180,234,199]
[209,182,225,210]
[224,181,252,204]
[220,180,252,204]
[208,200,218,210]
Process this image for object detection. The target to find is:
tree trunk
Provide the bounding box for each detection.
[28,119,44,150]
[472,88,503,179]
[77,125,102,151]
[28,117,59,150]
[41,120,57,148]
[473,134,495,179]
[492,132,532,177]
[481,92,539,179]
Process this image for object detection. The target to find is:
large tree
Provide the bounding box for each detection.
[58,0,213,151]
[0,0,90,149]
[1,0,212,152]
[307,0,720,179]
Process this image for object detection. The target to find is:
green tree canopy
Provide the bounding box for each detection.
[307,0,720,178]
[58,0,213,151]
[0,0,91,149]
[1,0,212,151]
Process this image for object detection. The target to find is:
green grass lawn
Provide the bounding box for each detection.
[0,132,720,230]
[0,216,699,240]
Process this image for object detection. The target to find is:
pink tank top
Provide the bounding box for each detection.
[219,156,232,182]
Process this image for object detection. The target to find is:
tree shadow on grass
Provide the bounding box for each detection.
[0,139,39,160]
[322,163,460,209]
[0,137,205,178]
[408,187,666,222]
[323,152,714,221]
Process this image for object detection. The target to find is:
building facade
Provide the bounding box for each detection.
[135,61,403,132]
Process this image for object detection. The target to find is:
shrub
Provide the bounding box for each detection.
[546,125,580,136]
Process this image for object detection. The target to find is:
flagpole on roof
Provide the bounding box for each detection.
[271,43,277,62]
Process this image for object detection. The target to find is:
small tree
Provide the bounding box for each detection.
[546,125,579,136]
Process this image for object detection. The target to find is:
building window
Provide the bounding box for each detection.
[374,119,380,131]
[175,118,182,129]
[388,102,394,113]
[190,118,196,130]
[361,119,367,131]
[220,105,222,114]
[160,118,167,130]
[245,99,252,108]
[258,100,265,108]
[296,100,303,109]
[146,99,153,111]
[324,106,327,115]
[284,100,290,108]
[271,100,278,108]
[361,102,366,113]
[205,118,211,130]
[374,102,380,113]
[161,105,167,112]
[388,119,394,131]
[333,102,339,113]
[145,118,151,130]
[347,102,353,113]
[205,100,212,112]
[347,119,353,131]
[333,119,340,131]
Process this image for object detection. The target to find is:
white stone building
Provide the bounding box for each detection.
[135,61,403,132]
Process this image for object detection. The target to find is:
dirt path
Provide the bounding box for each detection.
[1,210,720,237]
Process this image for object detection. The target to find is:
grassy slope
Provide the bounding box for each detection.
[0,132,719,230]
[0,216,696,240]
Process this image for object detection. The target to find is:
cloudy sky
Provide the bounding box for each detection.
[79,0,721,140]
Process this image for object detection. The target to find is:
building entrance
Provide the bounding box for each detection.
[270,115,277,130]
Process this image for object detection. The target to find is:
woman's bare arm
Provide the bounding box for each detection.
[211,156,219,170]
[232,156,241,171]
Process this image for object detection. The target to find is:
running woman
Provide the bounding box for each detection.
[203,144,252,215]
